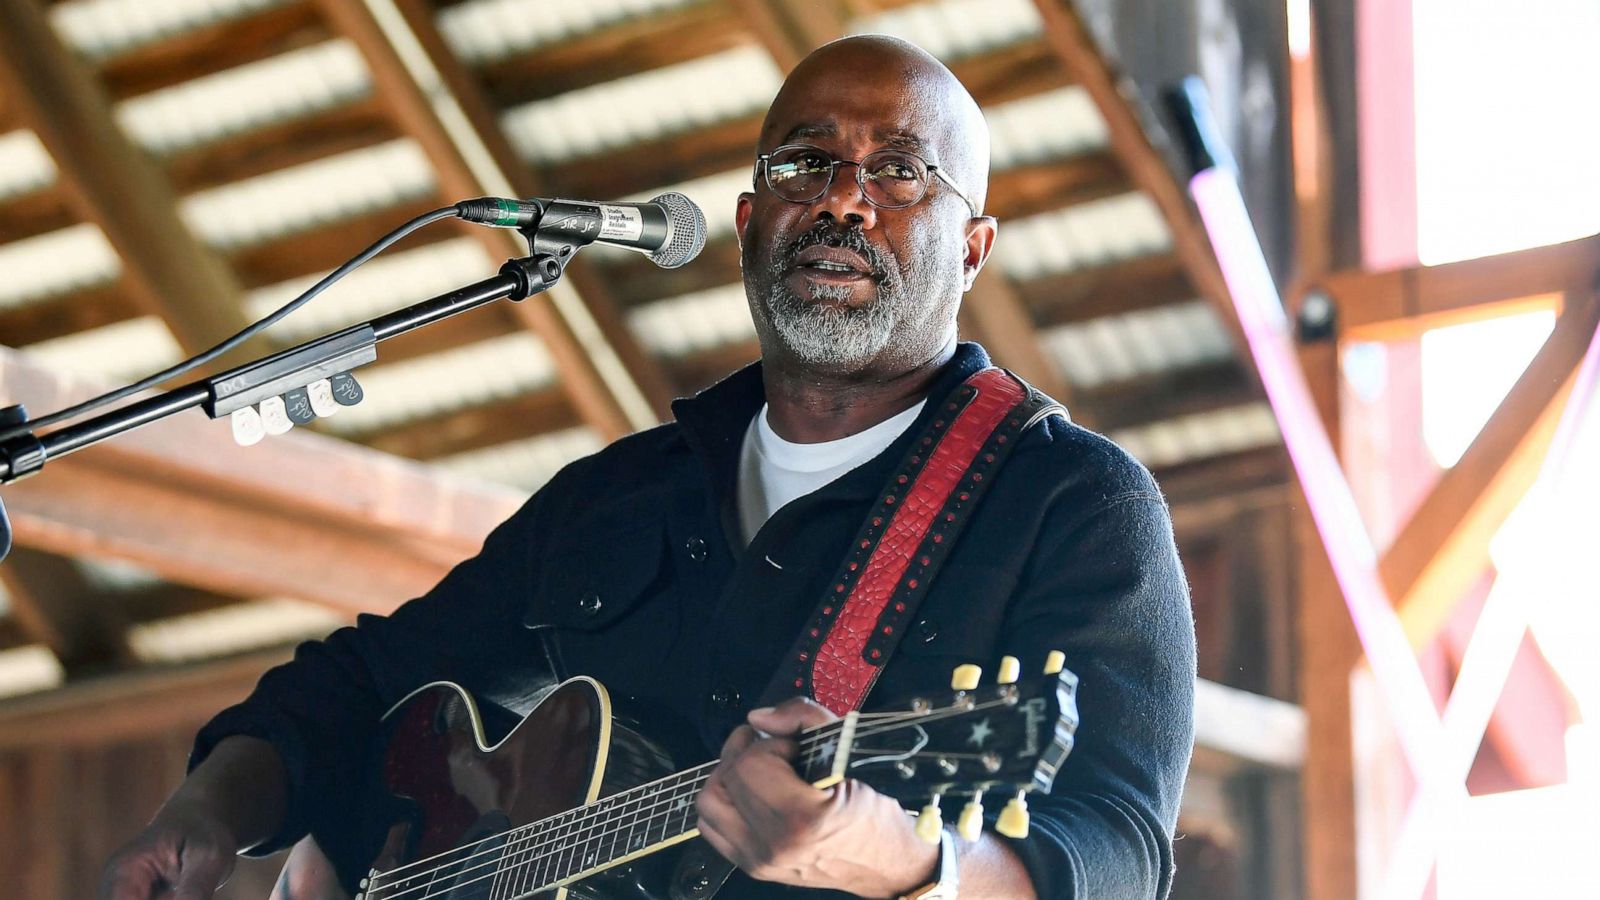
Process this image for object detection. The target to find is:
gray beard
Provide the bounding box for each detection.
[758,275,902,368]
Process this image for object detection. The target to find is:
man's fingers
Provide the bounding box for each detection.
[718,724,760,761]
[747,697,836,736]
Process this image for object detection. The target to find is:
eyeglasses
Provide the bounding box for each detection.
[754,144,980,218]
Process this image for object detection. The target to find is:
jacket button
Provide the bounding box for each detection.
[710,686,740,708]
[577,592,603,616]
[915,618,939,643]
[686,536,708,562]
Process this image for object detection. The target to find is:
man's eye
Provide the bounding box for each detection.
[794,153,832,172]
[868,160,919,181]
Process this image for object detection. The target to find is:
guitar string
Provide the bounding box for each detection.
[365,710,909,891]
[367,699,1019,900]
[365,705,955,894]
[369,700,1017,900]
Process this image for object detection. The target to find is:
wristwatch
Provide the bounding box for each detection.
[899,827,959,900]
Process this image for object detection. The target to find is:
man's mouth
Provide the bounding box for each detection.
[790,245,876,284]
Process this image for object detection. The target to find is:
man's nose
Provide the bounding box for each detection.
[811,167,877,229]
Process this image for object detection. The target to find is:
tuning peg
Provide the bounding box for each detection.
[996,790,1030,839]
[950,664,982,691]
[997,655,1020,685]
[915,795,944,845]
[957,796,985,841]
[1044,650,1066,675]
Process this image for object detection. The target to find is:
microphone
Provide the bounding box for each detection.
[456,191,706,269]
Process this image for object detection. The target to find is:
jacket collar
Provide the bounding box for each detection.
[672,342,996,511]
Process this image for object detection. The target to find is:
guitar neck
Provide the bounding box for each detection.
[482,719,850,898]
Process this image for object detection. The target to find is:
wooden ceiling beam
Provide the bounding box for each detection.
[316,0,673,437]
[0,348,523,614]
[604,238,744,310]
[1319,234,1600,340]
[358,386,579,460]
[960,266,1070,401]
[727,0,847,70]
[0,547,133,672]
[541,113,763,201]
[1031,0,1249,357]
[164,94,399,193]
[0,646,291,749]
[224,193,457,288]
[0,183,77,245]
[1020,252,1195,328]
[664,337,761,395]
[984,153,1129,220]
[479,1,755,108]
[1377,289,1600,647]
[0,0,256,357]
[97,1,332,100]
[0,279,143,348]
[947,37,1076,107]
[1076,360,1257,434]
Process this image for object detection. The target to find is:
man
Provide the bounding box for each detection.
[102,35,1194,900]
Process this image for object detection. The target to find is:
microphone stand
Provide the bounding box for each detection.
[0,240,579,563]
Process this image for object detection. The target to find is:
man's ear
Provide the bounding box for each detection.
[735,193,755,253]
[961,216,999,291]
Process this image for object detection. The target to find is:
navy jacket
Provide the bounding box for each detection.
[194,342,1196,898]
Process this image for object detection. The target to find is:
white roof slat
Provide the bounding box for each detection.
[20,315,182,384]
[501,45,781,165]
[116,40,373,156]
[52,0,288,61]
[246,237,497,343]
[0,131,58,202]
[321,333,556,436]
[180,139,436,250]
[0,224,122,312]
[436,426,603,492]
[849,0,1042,61]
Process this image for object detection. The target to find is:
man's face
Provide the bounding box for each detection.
[735,50,993,376]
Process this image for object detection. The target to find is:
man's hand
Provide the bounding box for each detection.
[99,802,239,900]
[695,697,940,896]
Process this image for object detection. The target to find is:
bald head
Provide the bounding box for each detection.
[760,35,991,214]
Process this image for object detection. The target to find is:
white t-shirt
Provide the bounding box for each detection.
[736,400,927,545]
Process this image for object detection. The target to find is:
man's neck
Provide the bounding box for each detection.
[761,339,956,444]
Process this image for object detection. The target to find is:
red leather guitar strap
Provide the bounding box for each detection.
[785,367,1063,715]
[668,368,1063,900]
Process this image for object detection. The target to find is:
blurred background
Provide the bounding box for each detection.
[0,0,1594,897]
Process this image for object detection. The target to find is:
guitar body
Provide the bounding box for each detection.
[266,664,1080,900]
[271,677,681,900]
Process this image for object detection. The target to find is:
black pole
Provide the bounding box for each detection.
[0,259,554,490]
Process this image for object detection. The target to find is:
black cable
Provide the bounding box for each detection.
[3,205,460,439]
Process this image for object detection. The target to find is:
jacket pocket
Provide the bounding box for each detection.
[523,517,670,631]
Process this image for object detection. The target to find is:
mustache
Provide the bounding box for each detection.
[779,220,887,278]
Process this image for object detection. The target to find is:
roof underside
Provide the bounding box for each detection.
[0,0,1279,691]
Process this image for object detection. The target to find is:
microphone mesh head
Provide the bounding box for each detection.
[650,192,707,269]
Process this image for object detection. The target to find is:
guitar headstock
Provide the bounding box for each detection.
[798,653,1079,843]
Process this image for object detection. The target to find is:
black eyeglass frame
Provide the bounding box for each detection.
[754,143,981,218]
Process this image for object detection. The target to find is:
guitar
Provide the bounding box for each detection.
[268,655,1079,900]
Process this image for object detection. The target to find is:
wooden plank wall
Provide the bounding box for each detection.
[0,717,283,899]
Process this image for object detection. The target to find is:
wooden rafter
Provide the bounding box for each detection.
[361,386,579,461]
[1019,252,1193,327]
[0,349,522,615]
[0,547,133,671]
[478,1,755,107]
[1377,288,1600,647]
[97,1,331,100]
[314,0,673,438]
[1030,0,1249,357]
[959,268,1070,401]
[0,0,257,357]
[1320,234,1600,340]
